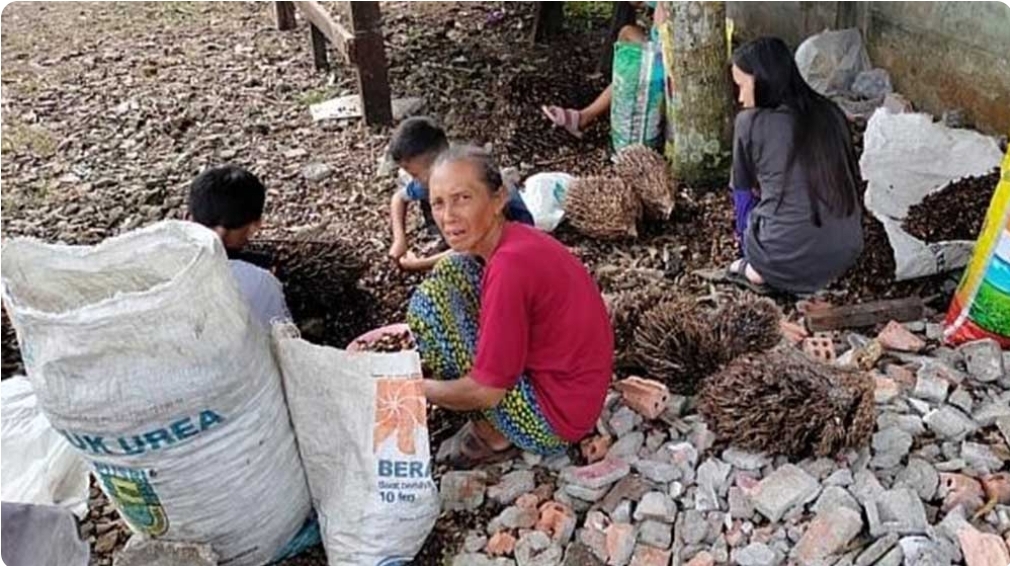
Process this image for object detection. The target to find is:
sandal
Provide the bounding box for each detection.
[436,421,519,470]
[541,105,584,139]
[724,259,774,296]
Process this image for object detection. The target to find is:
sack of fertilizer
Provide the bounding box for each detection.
[272,324,439,566]
[945,144,1010,346]
[0,221,314,566]
[611,39,665,152]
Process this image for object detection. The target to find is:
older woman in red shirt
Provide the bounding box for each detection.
[406,146,613,467]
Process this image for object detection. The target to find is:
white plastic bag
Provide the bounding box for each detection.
[0,221,313,566]
[1,376,89,517]
[520,172,575,233]
[795,28,871,96]
[860,109,1003,280]
[272,325,439,566]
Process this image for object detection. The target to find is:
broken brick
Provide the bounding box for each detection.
[877,320,926,352]
[629,544,672,566]
[516,493,540,510]
[614,376,670,420]
[486,531,517,557]
[802,334,836,364]
[605,523,636,566]
[536,501,577,544]
[958,527,1010,566]
[939,473,985,514]
[581,435,613,464]
[981,472,1010,505]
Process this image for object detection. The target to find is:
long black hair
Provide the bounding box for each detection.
[732,37,860,225]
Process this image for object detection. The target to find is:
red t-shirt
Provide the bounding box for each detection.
[471,223,614,442]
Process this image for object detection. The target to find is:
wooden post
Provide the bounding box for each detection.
[665,2,733,187]
[804,297,925,332]
[533,1,565,43]
[274,1,297,31]
[310,23,329,71]
[348,1,392,125]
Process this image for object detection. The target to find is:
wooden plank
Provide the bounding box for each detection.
[805,297,925,332]
[348,1,392,125]
[293,1,356,63]
[275,1,297,31]
[532,1,565,43]
[310,23,329,71]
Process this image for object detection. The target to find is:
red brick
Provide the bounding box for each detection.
[877,320,925,352]
[614,376,670,420]
[605,523,636,566]
[958,528,1010,566]
[630,545,672,566]
[486,531,517,557]
[981,472,1010,505]
[516,493,540,510]
[802,335,836,364]
[886,364,917,388]
[536,501,576,544]
[581,435,614,464]
[686,551,715,566]
[939,473,985,514]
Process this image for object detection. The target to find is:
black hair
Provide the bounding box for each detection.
[388,117,449,163]
[187,165,266,229]
[434,145,504,195]
[732,37,860,225]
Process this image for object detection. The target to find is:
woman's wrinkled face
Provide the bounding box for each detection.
[732,64,756,108]
[428,159,506,255]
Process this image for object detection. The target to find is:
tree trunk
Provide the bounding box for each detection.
[661,2,733,187]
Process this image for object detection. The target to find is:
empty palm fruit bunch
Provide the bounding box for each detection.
[564,176,641,240]
[614,144,675,220]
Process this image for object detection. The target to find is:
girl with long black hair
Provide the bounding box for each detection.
[724,36,863,295]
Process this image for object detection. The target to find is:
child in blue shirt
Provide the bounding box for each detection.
[387,117,534,272]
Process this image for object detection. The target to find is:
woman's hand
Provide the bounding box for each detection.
[423,376,506,412]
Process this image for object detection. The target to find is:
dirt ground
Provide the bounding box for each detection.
[0,2,958,565]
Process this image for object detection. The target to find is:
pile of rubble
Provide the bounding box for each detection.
[436,316,1009,566]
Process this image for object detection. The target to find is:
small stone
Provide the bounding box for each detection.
[564,484,609,502]
[948,388,974,414]
[605,523,637,566]
[935,459,968,473]
[872,427,913,469]
[877,412,926,437]
[611,500,633,524]
[537,501,577,544]
[876,546,904,566]
[634,459,680,484]
[492,506,539,532]
[959,339,1004,383]
[924,406,978,440]
[732,542,781,566]
[609,406,640,438]
[729,486,755,519]
[962,442,1004,474]
[958,528,1010,566]
[791,507,863,566]
[825,469,854,487]
[886,364,917,388]
[517,494,541,510]
[695,459,732,512]
[601,476,651,515]
[114,539,217,566]
[925,323,944,341]
[490,471,537,506]
[487,532,518,557]
[452,554,514,566]
[679,509,708,545]
[562,459,632,491]
[875,375,901,404]
[300,162,333,182]
[634,492,677,524]
[852,469,886,507]
[629,545,671,566]
[997,417,1010,447]
[865,488,930,537]
[936,506,973,543]
[878,321,926,352]
[466,532,490,553]
[543,453,572,472]
[722,448,770,471]
[812,486,861,515]
[685,550,714,566]
[899,536,956,566]
[895,458,940,501]
[855,533,899,566]
[515,530,563,566]
[637,520,672,549]
[973,401,1010,427]
[442,471,489,511]
[668,481,684,499]
[908,397,932,415]
[914,368,950,403]
[689,422,717,454]
[608,432,645,461]
[751,464,821,523]
[563,541,605,566]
